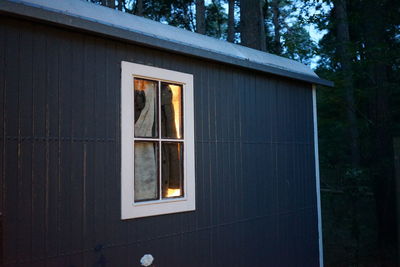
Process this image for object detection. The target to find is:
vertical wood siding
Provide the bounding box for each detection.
[0,16,319,267]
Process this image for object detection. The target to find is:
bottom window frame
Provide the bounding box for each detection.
[121,61,196,220]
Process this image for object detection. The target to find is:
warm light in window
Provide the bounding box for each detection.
[169,85,182,139]
[134,79,146,91]
[166,188,181,197]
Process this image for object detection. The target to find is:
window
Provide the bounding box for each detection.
[121,61,195,219]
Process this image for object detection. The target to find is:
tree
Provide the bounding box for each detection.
[167,0,196,31]
[334,0,360,167]
[271,0,282,54]
[196,0,206,34]
[117,0,124,11]
[315,0,400,264]
[227,0,235,42]
[140,0,196,31]
[135,0,143,16]
[360,0,397,259]
[205,1,227,39]
[240,0,266,51]
[282,21,316,64]
[109,0,115,9]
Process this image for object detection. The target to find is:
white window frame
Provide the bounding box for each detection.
[121,61,196,219]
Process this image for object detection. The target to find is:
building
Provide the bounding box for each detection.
[0,0,332,266]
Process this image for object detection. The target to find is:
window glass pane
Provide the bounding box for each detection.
[162,142,184,199]
[161,83,183,139]
[134,141,159,202]
[134,78,158,138]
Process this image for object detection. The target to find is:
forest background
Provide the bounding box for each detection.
[88,0,400,265]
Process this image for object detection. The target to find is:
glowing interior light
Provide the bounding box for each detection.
[166,188,181,197]
[134,79,146,91]
[169,85,182,139]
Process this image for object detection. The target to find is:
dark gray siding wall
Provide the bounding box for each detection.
[0,16,319,267]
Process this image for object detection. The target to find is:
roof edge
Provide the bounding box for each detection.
[0,0,334,87]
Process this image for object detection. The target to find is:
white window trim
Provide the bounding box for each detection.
[121,61,196,220]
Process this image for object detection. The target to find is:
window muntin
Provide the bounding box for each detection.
[121,61,195,219]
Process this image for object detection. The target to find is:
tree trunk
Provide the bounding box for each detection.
[334,0,360,167]
[227,0,235,42]
[259,0,266,51]
[196,0,205,34]
[271,0,282,54]
[135,0,143,16]
[109,0,115,9]
[117,0,124,11]
[362,0,397,261]
[240,0,266,51]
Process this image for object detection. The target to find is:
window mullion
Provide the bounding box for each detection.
[158,80,162,200]
[160,138,185,142]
